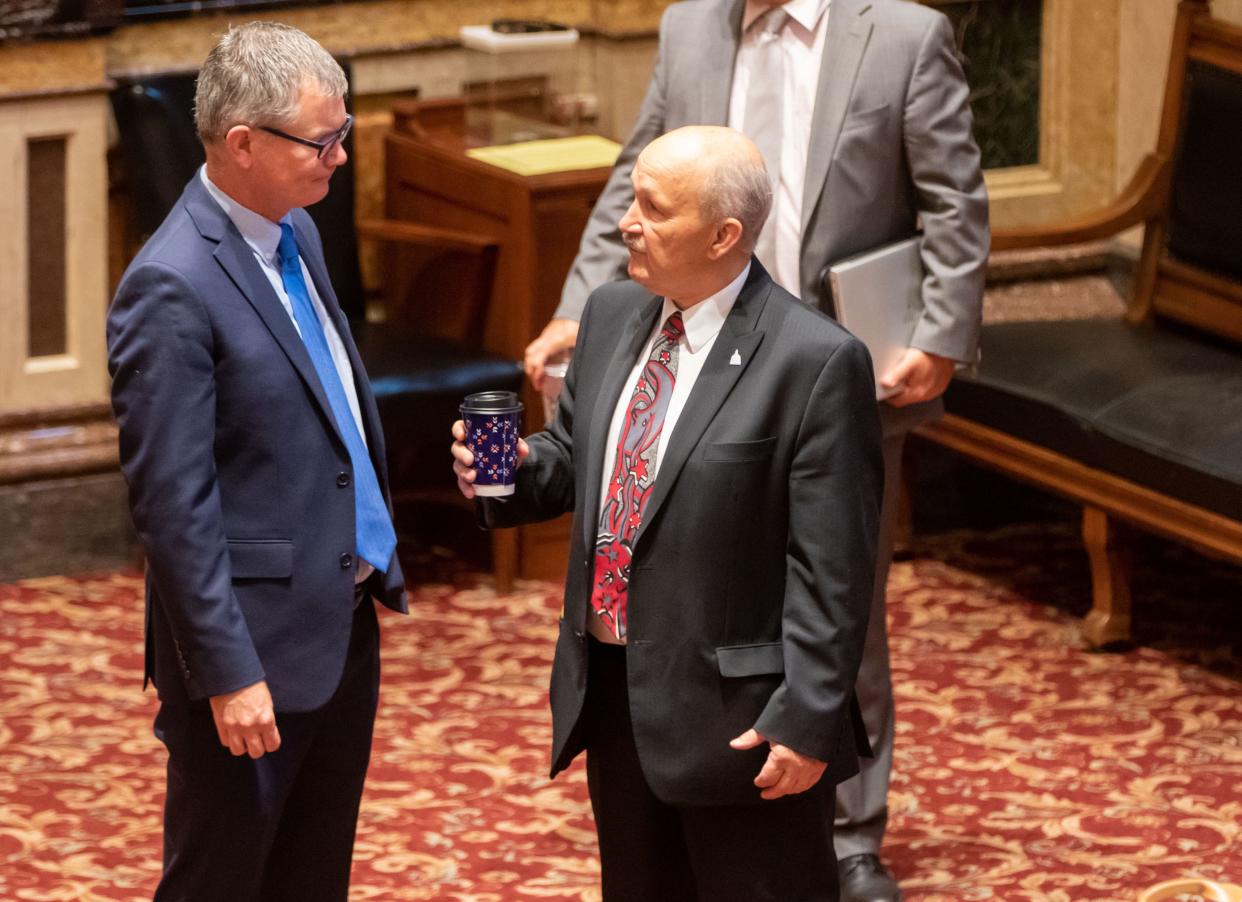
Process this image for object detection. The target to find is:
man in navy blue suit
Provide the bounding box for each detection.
[107,22,406,901]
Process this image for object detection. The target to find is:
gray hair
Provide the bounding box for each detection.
[699,155,773,254]
[194,21,347,143]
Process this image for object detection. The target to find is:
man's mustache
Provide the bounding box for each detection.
[622,233,645,254]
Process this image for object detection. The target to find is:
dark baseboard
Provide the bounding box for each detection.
[0,471,137,581]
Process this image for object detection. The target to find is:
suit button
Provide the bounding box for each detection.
[337,471,351,487]
[340,553,353,569]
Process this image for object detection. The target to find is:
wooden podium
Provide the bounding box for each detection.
[384,98,612,582]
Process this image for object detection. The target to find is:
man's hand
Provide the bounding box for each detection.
[880,348,956,408]
[209,680,280,759]
[451,419,530,500]
[523,319,580,390]
[730,728,827,800]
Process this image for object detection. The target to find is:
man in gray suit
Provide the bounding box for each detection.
[523,1,989,898]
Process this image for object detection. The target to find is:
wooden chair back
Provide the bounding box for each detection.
[992,0,1242,343]
[1136,0,1242,341]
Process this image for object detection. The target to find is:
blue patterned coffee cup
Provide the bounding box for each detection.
[460,391,524,497]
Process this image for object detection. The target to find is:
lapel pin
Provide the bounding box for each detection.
[729,349,742,366]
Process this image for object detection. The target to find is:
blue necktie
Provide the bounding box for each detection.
[278,222,397,573]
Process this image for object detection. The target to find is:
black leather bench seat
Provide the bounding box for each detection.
[945,318,1242,521]
[353,323,524,474]
[357,325,522,399]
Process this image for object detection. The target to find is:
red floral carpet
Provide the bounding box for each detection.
[1,522,1240,901]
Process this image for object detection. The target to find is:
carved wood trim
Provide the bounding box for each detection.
[0,415,117,485]
[1081,507,1134,647]
[915,414,1242,566]
[1153,257,1242,342]
[990,153,1171,252]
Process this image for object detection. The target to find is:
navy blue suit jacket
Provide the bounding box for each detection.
[108,174,407,713]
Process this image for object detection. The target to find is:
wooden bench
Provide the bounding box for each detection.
[916,0,1242,647]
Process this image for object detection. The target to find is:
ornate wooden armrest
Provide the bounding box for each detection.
[991,153,1173,251]
[353,218,501,341]
[355,217,499,254]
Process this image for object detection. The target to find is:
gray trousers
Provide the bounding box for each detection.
[833,432,905,858]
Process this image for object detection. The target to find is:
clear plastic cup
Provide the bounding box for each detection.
[541,349,573,426]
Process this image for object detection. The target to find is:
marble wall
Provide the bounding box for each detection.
[937,0,1043,170]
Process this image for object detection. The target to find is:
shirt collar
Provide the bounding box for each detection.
[199,165,289,267]
[663,261,751,354]
[742,0,828,36]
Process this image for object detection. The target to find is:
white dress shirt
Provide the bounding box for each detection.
[589,263,751,643]
[729,0,831,294]
[200,167,374,583]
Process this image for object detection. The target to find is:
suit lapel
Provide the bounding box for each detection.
[185,182,348,451]
[630,264,771,552]
[698,0,747,123]
[802,0,874,233]
[581,295,663,553]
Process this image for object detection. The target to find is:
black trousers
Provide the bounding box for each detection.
[582,638,840,902]
[152,599,379,902]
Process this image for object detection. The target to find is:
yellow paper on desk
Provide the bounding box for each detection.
[467,135,622,176]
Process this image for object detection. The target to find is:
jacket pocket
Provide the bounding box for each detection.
[227,539,294,579]
[716,641,784,677]
[703,436,777,463]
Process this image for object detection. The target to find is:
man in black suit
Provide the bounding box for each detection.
[453,126,883,900]
[108,22,405,901]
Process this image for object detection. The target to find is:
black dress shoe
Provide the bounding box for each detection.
[838,853,901,902]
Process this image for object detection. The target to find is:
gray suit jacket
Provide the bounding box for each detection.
[556,0,990,432]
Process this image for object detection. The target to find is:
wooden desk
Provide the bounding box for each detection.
[385,101,611,581]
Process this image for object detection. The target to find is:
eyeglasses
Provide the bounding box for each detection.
[259,113,353,159]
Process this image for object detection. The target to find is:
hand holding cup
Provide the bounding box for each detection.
[452,391,529,500]
[451,421,529,499]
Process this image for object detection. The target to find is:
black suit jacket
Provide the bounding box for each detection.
[108,174,406,714]
[486,263,883,807]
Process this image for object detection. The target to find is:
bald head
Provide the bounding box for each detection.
[618,127,771,306]
[640,127,773,255]
[641,125,762,175]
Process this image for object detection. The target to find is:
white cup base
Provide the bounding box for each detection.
[474,483,516,497]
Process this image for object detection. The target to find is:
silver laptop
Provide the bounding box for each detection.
[826,236,924,400]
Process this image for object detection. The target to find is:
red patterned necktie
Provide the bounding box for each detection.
[590,311,685,639]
